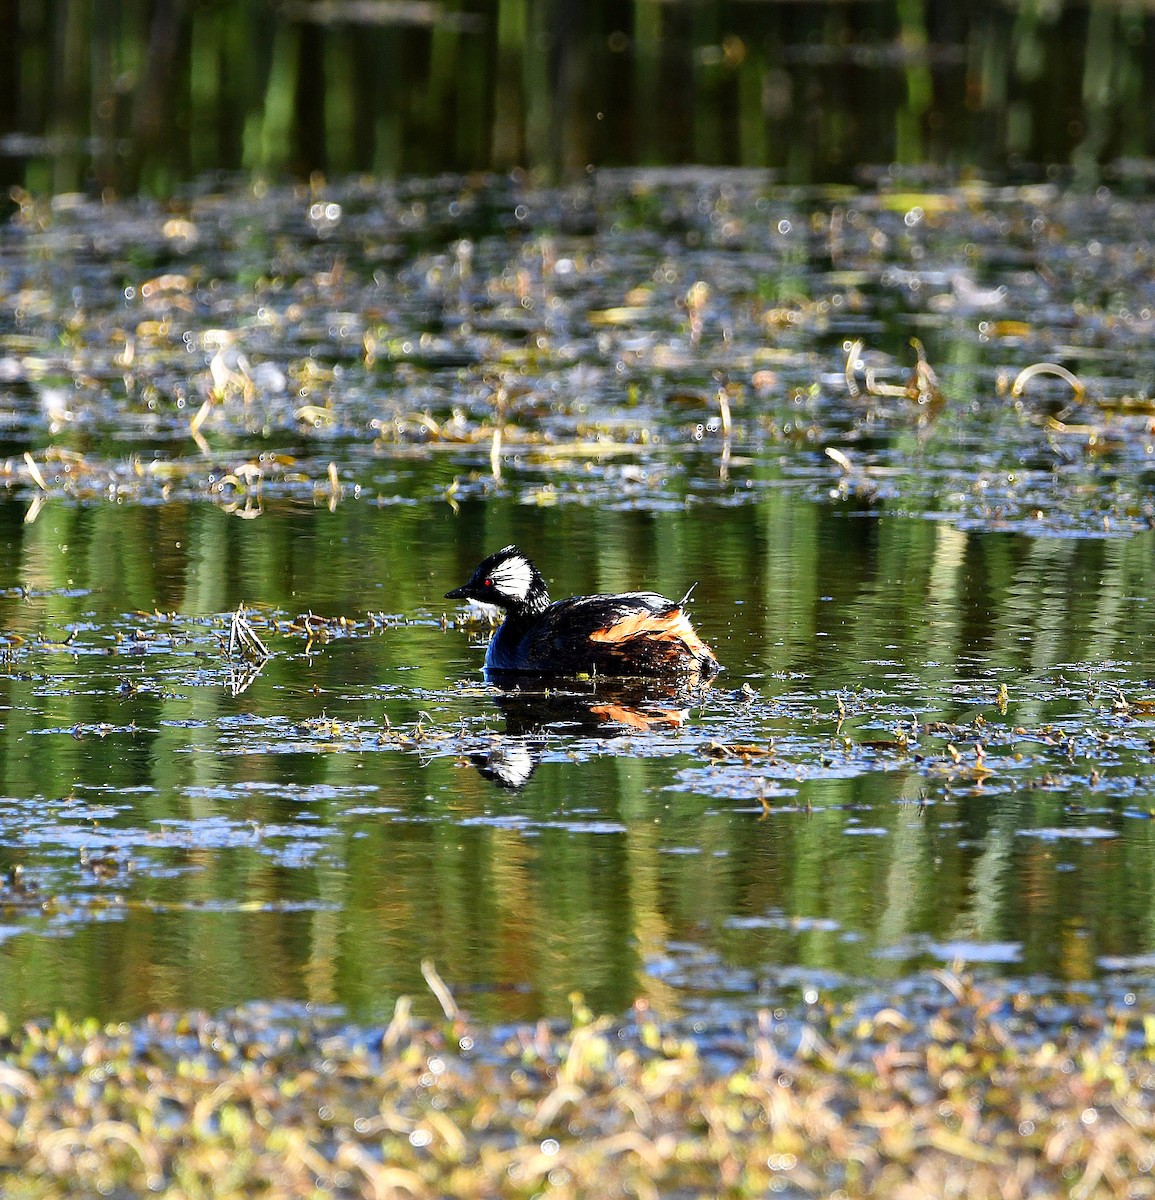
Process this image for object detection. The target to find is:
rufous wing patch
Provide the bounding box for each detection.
[589,607,711,657]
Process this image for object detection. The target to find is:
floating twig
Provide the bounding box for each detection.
[326,461,343,511]
[24,494,46,525]
[227,604,271,662]
[909,337,942,407]
[23,452,47,491]
[489,381,507,483]
[189,397,214,435]
[1011,362,1085,400]
[189,398,213,455]
[421,959,461,1023]
[716,386,732,440]
[490,424,502,481]
[844,339,863,398]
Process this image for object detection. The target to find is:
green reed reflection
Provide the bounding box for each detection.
[1,495,1154,1022]
[6,1,1155,195]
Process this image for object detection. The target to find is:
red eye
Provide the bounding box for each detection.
[483,578,492,588]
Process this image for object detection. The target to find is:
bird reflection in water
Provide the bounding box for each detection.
[469,678,700,789]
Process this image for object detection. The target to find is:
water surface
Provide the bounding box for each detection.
[2,173,1155,1021]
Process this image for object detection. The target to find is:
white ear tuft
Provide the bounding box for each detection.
[489,553,534,601]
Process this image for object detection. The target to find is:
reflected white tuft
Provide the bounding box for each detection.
[489,554,534,601]
[483,742,535,788]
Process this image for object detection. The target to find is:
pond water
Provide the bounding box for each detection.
[2,172,1155,1023]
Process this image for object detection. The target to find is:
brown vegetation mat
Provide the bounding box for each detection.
[1,972,1153,1198]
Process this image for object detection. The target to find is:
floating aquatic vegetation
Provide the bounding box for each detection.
[2,970,1155,1199]
[3,175,1155,531]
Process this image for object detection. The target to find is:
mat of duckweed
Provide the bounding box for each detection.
[3,969,1155,1199]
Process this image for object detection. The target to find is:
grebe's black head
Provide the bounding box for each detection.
[445,545,550,614]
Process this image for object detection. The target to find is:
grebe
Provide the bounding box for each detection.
[445,546,718,679]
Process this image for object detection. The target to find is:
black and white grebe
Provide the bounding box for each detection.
[445,545,719,679]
